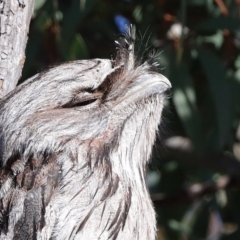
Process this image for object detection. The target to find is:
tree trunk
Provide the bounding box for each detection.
[0,0,34,98]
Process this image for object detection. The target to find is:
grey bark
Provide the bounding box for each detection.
[0,0,34,98]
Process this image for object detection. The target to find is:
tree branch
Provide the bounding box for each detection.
[151,138,240,206]
[152,176,238,206]
[0,0,34,98]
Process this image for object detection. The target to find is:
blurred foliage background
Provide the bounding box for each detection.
[22,0,240,239]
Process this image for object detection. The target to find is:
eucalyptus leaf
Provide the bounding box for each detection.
[34,0,46,11]
[170,57,204,150]
[198,47,232,149]
[68,34,89,60]
[196,16,240,32]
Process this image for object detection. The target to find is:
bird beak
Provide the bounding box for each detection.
[160,74,171,90]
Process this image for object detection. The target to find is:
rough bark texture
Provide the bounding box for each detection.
[0,0,34,98]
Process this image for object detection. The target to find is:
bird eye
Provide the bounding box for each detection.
[62,98,97,108]
[62,92,101,109]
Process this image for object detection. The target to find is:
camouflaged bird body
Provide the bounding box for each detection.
[0,26,171,239]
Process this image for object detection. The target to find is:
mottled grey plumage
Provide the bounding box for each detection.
[0,26,171,239]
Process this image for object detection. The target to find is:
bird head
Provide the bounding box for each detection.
[0,25,171,171]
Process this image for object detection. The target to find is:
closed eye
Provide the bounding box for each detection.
[62,98,98,108]
[62,92,102,108]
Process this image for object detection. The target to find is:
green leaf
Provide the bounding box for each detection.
[198,48,232,149]
[170,57,203,150]
[196,16,240,32]
[34,0,46,11]
[59,0,96,60]
[197,30,224,49]
[68,34,89,60]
